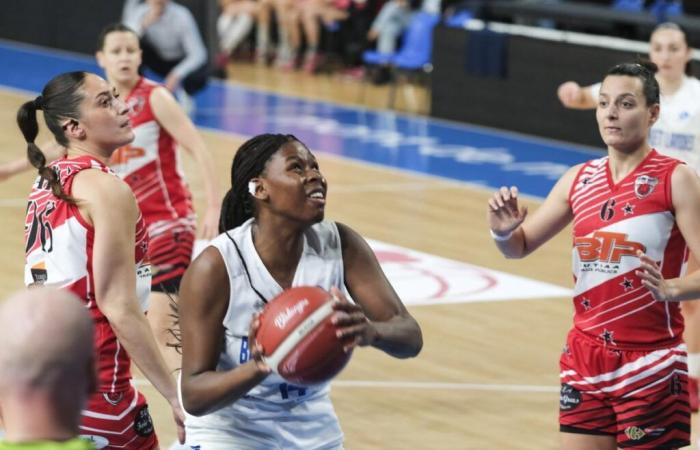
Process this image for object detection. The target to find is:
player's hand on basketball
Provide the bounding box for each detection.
[329,287,378,352]
[635,251,679,302]
[198,205,221,240]
[248,312,272,375]
[488,186,528,237]
[170,399,186,444]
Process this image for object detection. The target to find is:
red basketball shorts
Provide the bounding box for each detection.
[147,219,195,293]
[79,385,158,449]
[559,328,690,448]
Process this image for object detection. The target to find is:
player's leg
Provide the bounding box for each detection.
[560,432,616,450]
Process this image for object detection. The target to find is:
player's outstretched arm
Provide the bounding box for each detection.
[557,81,597,109]
[487,164,580,259]
[151,87,222,239]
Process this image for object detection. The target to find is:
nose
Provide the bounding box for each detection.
[305,167,324,185]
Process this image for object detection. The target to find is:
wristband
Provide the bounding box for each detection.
[490,229,514,241]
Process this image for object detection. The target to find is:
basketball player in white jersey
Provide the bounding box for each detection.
[17,71,185,449]
[177,133,423,449]
[491,61,700,449]
[558,23,700,409]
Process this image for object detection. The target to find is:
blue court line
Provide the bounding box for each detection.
[0,40,600,198]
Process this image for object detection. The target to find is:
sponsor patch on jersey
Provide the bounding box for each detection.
[134,405,154,437]
[634,175,658,199]
[102,391,124,406]
[559,384,581,411]
[625,426,646,441]
[80,435,109,449]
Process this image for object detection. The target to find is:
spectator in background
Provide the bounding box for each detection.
[0,288,95,450]
[216,0,272,66]
[365,0,437,83]
[123,0,209,113]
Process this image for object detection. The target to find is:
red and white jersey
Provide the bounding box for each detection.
[569,150,687,349]
[24,155,151,392]
[109,77,194,226]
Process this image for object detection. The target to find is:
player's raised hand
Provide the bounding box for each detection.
[487,186,528,237]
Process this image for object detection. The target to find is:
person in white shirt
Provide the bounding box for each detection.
[122,0,209,110]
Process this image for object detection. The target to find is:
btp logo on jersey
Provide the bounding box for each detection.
[575,231,646,263]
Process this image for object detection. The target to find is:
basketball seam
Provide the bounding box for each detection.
[264,301,335,373]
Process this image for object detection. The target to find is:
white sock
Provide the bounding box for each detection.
[219,14,254,54]
[687,352,700,378]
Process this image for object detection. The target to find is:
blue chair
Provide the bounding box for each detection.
[612,0,643,11]
[649,0,683,20]
[360,12,440,110]
[387,12,440,109]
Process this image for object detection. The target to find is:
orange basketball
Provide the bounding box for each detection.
[255,286,353,385]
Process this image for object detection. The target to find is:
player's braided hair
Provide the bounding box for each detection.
[16,71,86,203]
[219,133,299,232]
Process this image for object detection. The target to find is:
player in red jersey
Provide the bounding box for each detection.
[488,61,700,449]
[17,71,185,449]
[95,23,222,375]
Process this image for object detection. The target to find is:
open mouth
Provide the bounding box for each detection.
[307,187,326,205]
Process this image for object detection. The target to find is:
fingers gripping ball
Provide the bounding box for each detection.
[255,286,353,385]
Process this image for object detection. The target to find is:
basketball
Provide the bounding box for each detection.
[255,286,353,385]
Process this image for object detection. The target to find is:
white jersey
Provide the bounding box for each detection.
[183,218,345,450]
[591,76,700,172]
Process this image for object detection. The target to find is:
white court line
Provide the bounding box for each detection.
[132,377,557,393]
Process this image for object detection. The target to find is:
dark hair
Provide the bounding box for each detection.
[96,23,139,51]
[16,71,88,203]
[605,60,660,106]
[651,22,692,76]
[219,134,299,232]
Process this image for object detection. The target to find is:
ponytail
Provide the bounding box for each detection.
[16,98,74,203]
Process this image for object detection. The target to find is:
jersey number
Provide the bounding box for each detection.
[25,200,55,253]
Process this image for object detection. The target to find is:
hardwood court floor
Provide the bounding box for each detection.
[0,65,696,449]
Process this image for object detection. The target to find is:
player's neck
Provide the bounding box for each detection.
[66,144,111,165]
[607,144,651,183]
[658,74,684,97]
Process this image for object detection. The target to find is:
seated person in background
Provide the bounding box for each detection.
[216,0,272,66]
[123,0,209,112]
[0,288,96,450]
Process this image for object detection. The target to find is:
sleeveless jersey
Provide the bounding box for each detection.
[183,219,345,449]
[569,150,686,349]
[109,77,194,226]
[592,77,700,172]
[24,156,151,392]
